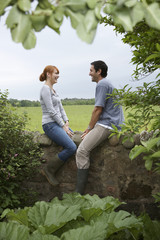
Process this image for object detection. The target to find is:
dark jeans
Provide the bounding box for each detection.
[43,122,77,161]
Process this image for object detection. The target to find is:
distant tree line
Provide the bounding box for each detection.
[8,98,95,107]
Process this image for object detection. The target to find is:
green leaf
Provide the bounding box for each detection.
[61,0,86,12]
[141,137,160,151]
[86,0,98,9]
[43,204,81,234]
[6,5,32,43]
[54,7,64,22]
[65,8,84,29]
[61,221,107,240]
[129,145,147,160]
[143,2,160,30]
[17,0,31,12]
[28,201,50,229]
[30,231,60,240]
[94,3,103,20]
[47,14,61,33]
[76,22,96,43]
[150,150,160,158]
[23,30,36,49]
[5,209,29,226]
[125,0,137,8]
[145,53,160,62]
[84,10,98,33]
[144,157,153,170]
[0,222,29,240]
[92,210,142,239]
[30,15,46,32]
[0,0,12,15]
[131,2,144,26]
[113,9,133,31]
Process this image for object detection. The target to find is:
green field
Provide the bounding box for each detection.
[16,105,94,133]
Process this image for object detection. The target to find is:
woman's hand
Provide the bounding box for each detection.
[63,123,73,138]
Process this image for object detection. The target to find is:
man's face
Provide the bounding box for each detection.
[89,65,99,82]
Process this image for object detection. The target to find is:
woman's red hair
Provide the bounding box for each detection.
[39,65,59,82]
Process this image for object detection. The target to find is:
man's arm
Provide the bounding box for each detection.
[81,106,103,139]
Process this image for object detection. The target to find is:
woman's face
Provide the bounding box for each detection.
[50,69,59,85]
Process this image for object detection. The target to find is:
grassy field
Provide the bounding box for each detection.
[16,105,95,133]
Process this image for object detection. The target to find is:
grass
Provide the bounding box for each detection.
[16,105,94,133]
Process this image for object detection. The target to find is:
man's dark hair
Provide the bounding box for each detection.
[91,60,108,78]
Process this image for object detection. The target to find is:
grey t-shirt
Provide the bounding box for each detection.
[40,85,68,127]
[95,78,124,130]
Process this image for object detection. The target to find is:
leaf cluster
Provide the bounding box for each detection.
[0,90,42,213]
[1,193,159,240]
[0,0,103,49]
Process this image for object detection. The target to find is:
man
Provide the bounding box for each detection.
[75,60,124,194]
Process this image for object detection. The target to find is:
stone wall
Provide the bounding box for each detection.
[23,131,160,219]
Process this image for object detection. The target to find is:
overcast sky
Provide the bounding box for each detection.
[0,14,156,100]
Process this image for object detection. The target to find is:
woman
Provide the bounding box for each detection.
[39,65,77,186]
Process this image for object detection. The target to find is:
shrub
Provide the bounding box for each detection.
[0,90,42,213]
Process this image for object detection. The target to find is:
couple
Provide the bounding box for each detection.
[39,60,124,195]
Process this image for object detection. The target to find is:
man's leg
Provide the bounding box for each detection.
[75,125,111,194]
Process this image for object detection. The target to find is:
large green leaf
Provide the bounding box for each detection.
[4,208,29,226]
[0,222,29,240]
[30,15,46,32]
[124,0,137,8]
[47,14,62,33]
[23,30,36,49]
[86,0,98,9]
[17,0,31,12]
[42,204,81,234]
[141,137,160,151]
[113,9,133,31]
[30,231,60,240]
[61,221,107,240]
[92,210,142,238]
[0,0,12,15]
[60,0,86,12]
[6,5,32,43]
[28,201,50,229]
[143,2,160,30]
[76,22,96,43]
[60,193,86,207]
[65,8,84,29]
[28,201,81,234]
[131,2,144,26]
[84,10,98,33]
[150,150,160,158]
[144,157,153,171]
[129,145,147,160]
[142,214,160,240]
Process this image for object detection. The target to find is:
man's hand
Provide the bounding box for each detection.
[81,128,91,139]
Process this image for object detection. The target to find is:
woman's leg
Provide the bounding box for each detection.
[43,122,77,161]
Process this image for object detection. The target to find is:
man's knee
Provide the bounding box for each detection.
[76,145,90,169]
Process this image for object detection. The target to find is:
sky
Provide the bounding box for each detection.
[0,12,157,100]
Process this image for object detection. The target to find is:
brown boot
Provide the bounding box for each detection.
[41,155,64,186]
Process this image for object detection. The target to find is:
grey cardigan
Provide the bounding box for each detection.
[40,85,68,127]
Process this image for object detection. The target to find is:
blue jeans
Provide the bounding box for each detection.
[42,122,77,162]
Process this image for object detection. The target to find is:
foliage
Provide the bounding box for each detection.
[101,18,160,79]
[0,90,42,213]
[1,192,160,240]
[1,0,160,49]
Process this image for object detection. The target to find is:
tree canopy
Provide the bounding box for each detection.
[1,0,160,49]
